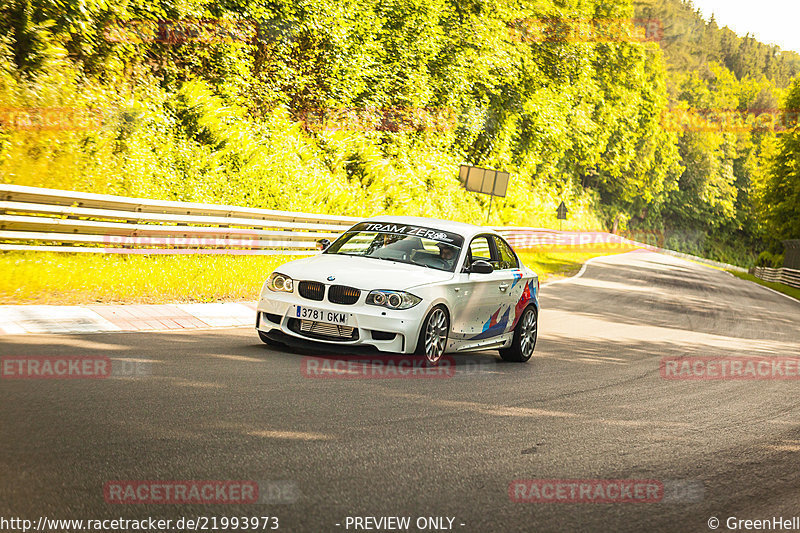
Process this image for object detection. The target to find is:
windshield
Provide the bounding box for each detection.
[325,222,464,272]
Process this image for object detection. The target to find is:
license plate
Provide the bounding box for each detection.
[294,306,351,325]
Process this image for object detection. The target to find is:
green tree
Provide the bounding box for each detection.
[762,78,800,244]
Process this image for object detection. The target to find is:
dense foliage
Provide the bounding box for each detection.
[761,78,800,249]
[636,0,800,262]
[0,0,798,265]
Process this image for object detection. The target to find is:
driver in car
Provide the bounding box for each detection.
[436,243,457,269]
[380,233,402,248]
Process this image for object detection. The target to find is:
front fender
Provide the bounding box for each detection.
[408,294,452,354]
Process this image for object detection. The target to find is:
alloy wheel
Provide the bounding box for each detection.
[424,308,448,364]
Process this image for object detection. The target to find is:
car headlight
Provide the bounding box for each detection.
[366,290,421,310]
[267,272,294,293]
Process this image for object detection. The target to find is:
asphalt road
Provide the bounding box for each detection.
[2,251,800,533]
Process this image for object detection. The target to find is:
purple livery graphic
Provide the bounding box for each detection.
[469,279,537,340]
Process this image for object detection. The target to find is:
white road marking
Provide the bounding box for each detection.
[540,254,618,289]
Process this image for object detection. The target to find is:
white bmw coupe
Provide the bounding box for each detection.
[256,216,539,365]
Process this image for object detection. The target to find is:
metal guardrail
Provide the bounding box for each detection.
[0,184,751,274]
[752,266,800,289]
[0,184,359,254]
[656,249,749,273]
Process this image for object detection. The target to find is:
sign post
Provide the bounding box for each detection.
[458,165,511,224]
[557,201,568,231]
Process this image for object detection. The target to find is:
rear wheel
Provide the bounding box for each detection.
[415,306,449,365]
[500,306,537,362]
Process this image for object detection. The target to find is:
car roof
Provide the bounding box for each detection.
[362,215,494,240]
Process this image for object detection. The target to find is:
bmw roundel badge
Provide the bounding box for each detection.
[327,275,336,281]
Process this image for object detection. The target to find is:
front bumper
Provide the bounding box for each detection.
[256,292,427,354]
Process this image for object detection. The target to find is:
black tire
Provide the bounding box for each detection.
[500,306,538,362]
[415,305,449,365]
[258,330,282,347]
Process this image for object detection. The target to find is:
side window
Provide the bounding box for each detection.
[468,236,493,265]
[494,237,519,270]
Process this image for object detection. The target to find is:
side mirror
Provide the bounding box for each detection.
[469,260,494,274]
[316,239,331,251]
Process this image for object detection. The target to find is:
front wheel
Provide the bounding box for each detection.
[500,306,537,362]
[415,306,449,365]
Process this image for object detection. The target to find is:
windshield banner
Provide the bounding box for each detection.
[354,222,464,246]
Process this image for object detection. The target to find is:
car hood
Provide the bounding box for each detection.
[275,254,454,290]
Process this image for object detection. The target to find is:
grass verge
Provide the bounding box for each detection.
[0,245,638,305]
[0,253,300,305]
[727,270,800,302]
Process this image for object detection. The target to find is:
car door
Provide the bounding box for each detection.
[492,235,533,333]
[449,234,517,342]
